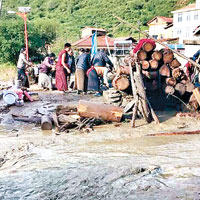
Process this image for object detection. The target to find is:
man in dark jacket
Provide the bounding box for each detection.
[75,48,91,93]
[91,49,113,92]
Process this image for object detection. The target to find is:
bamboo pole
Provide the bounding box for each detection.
[113,15,200,71]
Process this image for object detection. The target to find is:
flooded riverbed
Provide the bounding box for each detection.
[1,112,200,200]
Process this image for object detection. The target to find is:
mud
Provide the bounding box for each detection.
[0,91,200,199]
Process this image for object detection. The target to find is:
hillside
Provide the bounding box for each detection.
[2,0,195,42]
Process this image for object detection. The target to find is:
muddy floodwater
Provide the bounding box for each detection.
[1,108,200,200]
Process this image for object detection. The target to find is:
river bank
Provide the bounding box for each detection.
[1,90,200,199]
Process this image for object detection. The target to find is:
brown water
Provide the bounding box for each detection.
[0,113,200,199]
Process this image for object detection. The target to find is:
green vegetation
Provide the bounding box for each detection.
[1,0,195,64]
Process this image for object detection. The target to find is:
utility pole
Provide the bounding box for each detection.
[0,0,3,16]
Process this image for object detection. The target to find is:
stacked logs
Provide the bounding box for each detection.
[113,40,197,109]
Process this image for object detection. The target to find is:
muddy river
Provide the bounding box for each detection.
[1,108,200,200]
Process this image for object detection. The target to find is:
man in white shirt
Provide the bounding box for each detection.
[17,48,32,87]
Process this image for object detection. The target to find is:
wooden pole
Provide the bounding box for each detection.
[113,15,200,71]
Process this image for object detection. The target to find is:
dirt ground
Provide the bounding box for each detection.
[1,90,200,199]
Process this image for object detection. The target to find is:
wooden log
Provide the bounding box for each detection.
[41,115,52,130]
[159,64,170,77]
[152,51,162,61]
[172,68,181,79]
[185,82,195,93]
[77,100,123,122]
[149,59,159,70]
[116,65,130,75]
[175,83,186,96]
[170,58,181,69]
[52,112,60,127]
[112,75,130,91]
[176,112,200,119]
[146,98,160,124]
[189,94,199,110]
[166,77,176,87]
[193,88,200,106]
[141,60,149,70]
[148,130,200,136]
[165,85,175,95]
[12,114,41,123]
[180,75,190,85]
[58,114,78,124]
[134,63,151,123]
[137,50,147,61]
[163,50,174,64]
[142,42,155,52]
[124,55,135,66]
[56,105,77,115]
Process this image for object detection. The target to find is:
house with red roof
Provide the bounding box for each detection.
[72,27,137,56]
[147,16,173,40]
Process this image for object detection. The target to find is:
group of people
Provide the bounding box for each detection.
[17,43,114,96]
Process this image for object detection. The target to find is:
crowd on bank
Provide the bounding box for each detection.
[17,43,114,96]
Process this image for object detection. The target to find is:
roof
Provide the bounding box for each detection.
[147,16,173,25]
[164,23,173,29]
[172,3,197,13]
[72,35,137,49]
[81,26,107,32]
[72,35,116,49]
[157,37,179,42]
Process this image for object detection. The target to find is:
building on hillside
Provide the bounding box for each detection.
[172,0,200,44]
[147,16,173,39]
[81,27,107,38]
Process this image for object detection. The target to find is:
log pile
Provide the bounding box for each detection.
[113,40,198,111]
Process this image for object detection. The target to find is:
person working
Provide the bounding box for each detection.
[38,53,56,91]
[89,49,113,96]
[75,48,91,93]
[17,48,32,88]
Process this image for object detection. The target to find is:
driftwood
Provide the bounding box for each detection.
[112,75,130,91]
[141,60,149,70]
[52,112,60,127]
[56,105,77,115]
[142,41,155,52]
[166,77,176,87]
[149,59,159,70]
[41,115,52,130]
[159,64,170,77]
[12,114,41,123]
[77,100,123,122]
[175,83,186,96]
[165,85,175,95]
[193,88,200,106]
[149,130,200,136]
[152,51,162,61]
[137,50,147,61]
[170,58,181,68]
[116,65,130,75]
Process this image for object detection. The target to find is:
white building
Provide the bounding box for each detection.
[172,0,200,44]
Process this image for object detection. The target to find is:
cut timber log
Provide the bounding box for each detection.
[52,112,60,127]
[189,94,199,110]
[142,42,155,52]
[77,100,123,122]
[170,58,181,69]
[172,68,181,79]
[166,77,176,87]
[149,130,200,136]
[137,50,147,61]
[175,83,186,96]
[124,56,135,66]
[159,64,170,77]
[41,115,52,130]
[56,105,77,115]
[12,114,41,123]
[193,88,200,106]
[152,51,162,61]
[149,59,159,70]
[112,75,130,91]
[163,50,174,64]
[185,82,195,93]
[141,60,149,70]
[165,85,175,95]
[58,114,78,124]
[116,65,130,75]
